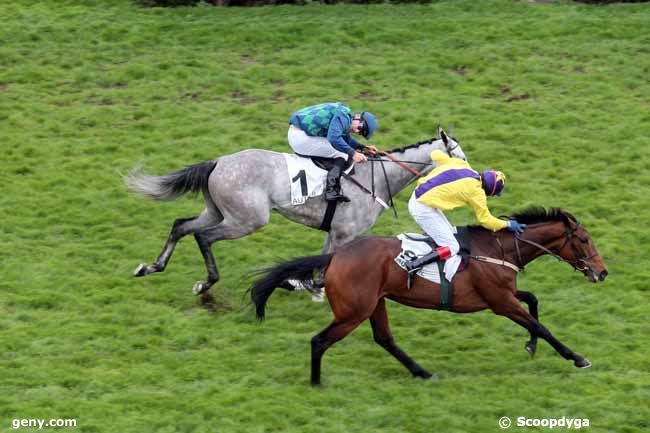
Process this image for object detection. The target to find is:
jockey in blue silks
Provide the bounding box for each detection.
[288,102,378,202]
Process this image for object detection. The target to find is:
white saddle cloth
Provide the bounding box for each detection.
[284,153,353,205]
[394,233,462,283]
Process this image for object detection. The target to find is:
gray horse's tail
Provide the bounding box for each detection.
[125,160,217,201]
[251,254,333,321]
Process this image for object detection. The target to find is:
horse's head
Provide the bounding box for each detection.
[556,212,608,283]
[438,126,467,161]
[511,208,608,283]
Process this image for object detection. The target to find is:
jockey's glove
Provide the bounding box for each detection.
[506,220,527,234]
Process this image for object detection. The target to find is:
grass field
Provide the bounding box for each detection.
[1,0,649,432]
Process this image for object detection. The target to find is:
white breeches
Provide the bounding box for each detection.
[287,126,348,160]
[408,193,462,280]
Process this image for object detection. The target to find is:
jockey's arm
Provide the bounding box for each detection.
[465,185,508,232]
[345,134,363,150]
[327,115,356,157]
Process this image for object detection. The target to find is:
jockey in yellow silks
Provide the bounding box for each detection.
[406,150,526,278]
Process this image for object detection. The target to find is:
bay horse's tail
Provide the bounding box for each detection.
[251,254,333,321]
[124,160,217,201]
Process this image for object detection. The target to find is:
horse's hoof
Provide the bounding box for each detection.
[575,358,592,369]
[287,279,306,291]
[192,281,208,296]
[414,369,437,380]
[419,373,438,381]
[525,342,537,357]
[134,263,148,277]
[311,291,325,302]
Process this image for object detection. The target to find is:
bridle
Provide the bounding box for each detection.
[513,220,598,273]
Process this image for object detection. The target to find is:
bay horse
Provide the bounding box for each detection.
[250,207,608,386]
[125,128,465,297]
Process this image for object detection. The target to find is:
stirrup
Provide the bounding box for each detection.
[406,260,430,289]
[325,191,350,202]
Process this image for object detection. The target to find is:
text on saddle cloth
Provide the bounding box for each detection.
[394,233,462,284]
[284,153,354,205]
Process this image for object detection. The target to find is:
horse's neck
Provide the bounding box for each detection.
[367,140,443,193]
[504,222,566,266]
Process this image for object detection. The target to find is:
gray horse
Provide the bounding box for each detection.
[125,127,466,296]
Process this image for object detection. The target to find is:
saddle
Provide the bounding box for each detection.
[294,154,355,233]
[302,155,355,173]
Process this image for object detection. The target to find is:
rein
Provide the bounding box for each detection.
[375,151,425,177]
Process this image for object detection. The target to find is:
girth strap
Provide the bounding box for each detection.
[436,260,453,311]
[319,200,338,232]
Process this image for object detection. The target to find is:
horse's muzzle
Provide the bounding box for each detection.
[588,268,608,283]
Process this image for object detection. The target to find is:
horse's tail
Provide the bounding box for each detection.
[251,254,334,321]
[124,160,217,201]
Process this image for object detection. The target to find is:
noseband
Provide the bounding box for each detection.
[513,222,598,273]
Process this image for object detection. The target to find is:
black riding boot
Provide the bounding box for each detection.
[405,250,442,273]
[405,246,452,288]
[325,157,350,202]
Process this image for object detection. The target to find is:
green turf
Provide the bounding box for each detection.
[1,0,648,432]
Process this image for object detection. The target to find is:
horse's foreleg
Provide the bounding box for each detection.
[369,299,434,379]
[311,318,364,386]
[496,296,591,369]
[134,216,197,277]
[534,321,591,368]
[515,291,539,356]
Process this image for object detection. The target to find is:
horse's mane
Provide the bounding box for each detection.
[466,206,576,231]
[510,207,577,225]
[387,136,438,154]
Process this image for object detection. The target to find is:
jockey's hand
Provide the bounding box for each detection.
[364,145,379,155]
[506,220,526,234]
[352,151,368,163]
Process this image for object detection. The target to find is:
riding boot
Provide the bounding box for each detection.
[405,250,441,273]
[405,246,452,288]
[325,157,350,202]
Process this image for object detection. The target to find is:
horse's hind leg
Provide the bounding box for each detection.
[311,318,364,386]
[134,216,200,277]
[369,299,434,379]
[191,231,219,295]
[515,291,539,356]
[190,210,270,295]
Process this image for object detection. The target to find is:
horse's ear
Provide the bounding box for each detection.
[439,127,449,145]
